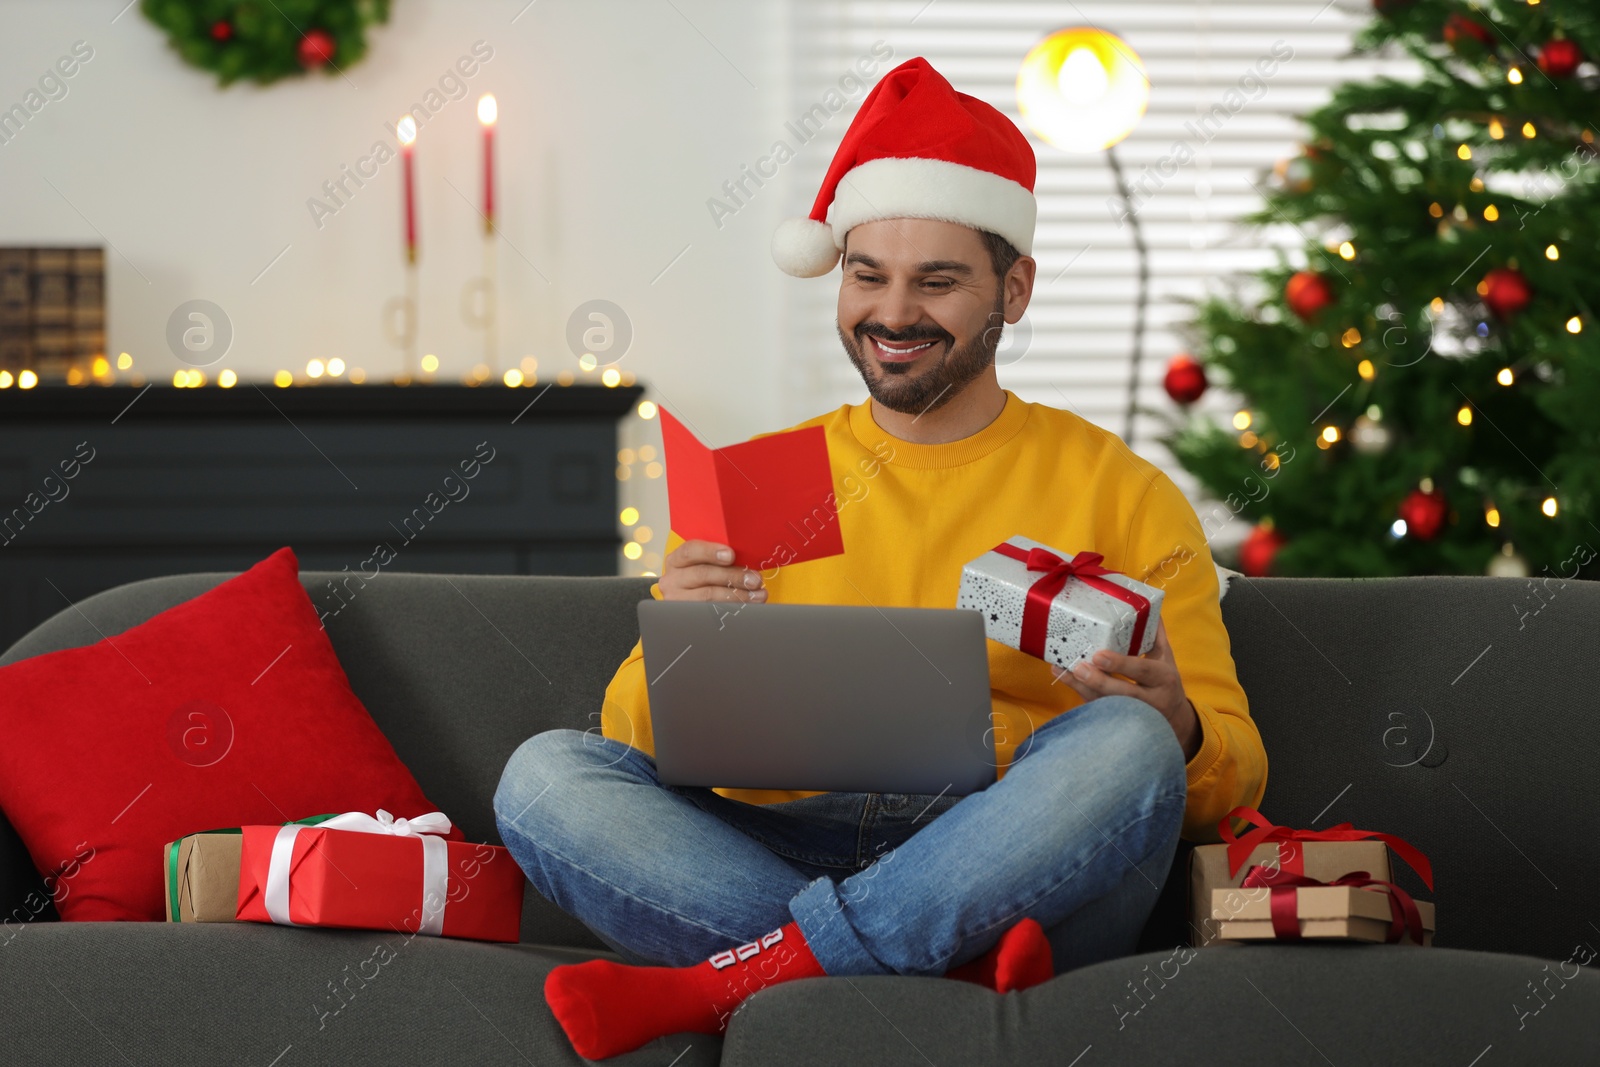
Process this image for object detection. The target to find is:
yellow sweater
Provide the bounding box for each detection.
[601,389,1268,842]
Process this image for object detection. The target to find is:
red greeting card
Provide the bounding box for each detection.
[658,406,845,571]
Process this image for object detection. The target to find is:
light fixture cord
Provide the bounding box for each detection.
[1105,144,1149,449]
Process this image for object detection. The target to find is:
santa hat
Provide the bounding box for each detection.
[771,56,1037,278]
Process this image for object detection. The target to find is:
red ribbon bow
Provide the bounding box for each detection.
[989,542,1151,661]
[1238,864,1428,946]
[1218,806,1434,890]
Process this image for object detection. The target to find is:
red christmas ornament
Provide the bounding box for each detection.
[1239,525,1286,578]
[1285,271,1335,321]
[1537,39,1583,79]
[210,20,233,42]
[297,29,337,69]
[1443,14,1496,53]
[1398,487,1449,541]
[1163,353,1208,405]
[1481,267,1532,318]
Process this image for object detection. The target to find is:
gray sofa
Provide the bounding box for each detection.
[3,568,1597,1064]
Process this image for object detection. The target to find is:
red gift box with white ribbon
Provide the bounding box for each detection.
[236,809,524,943]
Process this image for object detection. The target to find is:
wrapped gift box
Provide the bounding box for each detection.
[1190,839,1392,948]
[164,832,243,923]
[956,536,1162,669]
[236,813,524,943]
[1215,885,1435,945]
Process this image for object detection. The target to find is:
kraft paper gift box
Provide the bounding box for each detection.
[1214,884,1436,945]
[163,832,243,923]
[236,810,524,943]
[1190,839,1393,948]
[956,536,1162,670]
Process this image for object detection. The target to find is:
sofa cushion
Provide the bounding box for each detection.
[0,548,447,922]
[0,920,721,1066]
[719,944,1600,1064]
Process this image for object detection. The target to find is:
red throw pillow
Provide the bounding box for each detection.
[0,547,450,921]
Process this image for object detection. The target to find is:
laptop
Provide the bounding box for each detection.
[637,599,996,795]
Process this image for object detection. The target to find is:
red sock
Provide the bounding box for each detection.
[943,917,1055,993]
[545,920,826,1059]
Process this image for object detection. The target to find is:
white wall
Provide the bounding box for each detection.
[1,0,803,575]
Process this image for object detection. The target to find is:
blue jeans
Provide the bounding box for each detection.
[493,693,1187,977]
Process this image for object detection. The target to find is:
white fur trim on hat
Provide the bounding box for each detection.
[771,217,841,278]
[827,156,1037,257]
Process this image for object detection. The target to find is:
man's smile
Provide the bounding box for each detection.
[866,335,943,363]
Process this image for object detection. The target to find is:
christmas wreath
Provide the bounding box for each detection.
[141,0,392,86]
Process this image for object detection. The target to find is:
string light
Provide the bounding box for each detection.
[92,356,109,377]
[639,445,656,461]
[19,370,37,389]
[637,400,658,419]
[1233,410,1252,430]
[1457,144,1472,160]
[618,447,635,465]
[1486,505,1500,528]
[636,526,653,544]
[1567,316,1583,334]
[645,462,663,479]
[1497,367,1514,386]
[1239,430,1259,449]
[1338,241,1355,260]
[616,464,631,480]
[503,368,524,387]
[578,354,598,372]
[1430,297,1444,313]
[1358,359,1375,380]
[1428,202,1444,218]
[274,369,293,387]
[556,370,575,385]
[1507,67,1523,84]
[307,359,325,378]
[1483,204,1499,221]
[623,542,643,560]
[1457,405,1473,426]
[421,354,439,373]
[219,369,237,388]
[1546,244,1559,260]
[327,358,345,377]
[1341,327,1361,347]
[0,371,12,388]
[601,367,622,387]
[1542,496,1559,517]
[1488,119,1505,139]
[1391,519,1407,538]
[1522,122,1536,138]
[349,367,366,384]
[620,507,639,525]
[66,367,85,386]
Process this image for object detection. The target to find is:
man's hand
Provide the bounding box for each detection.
[658,540,767,603]
[1049,619,1201,761]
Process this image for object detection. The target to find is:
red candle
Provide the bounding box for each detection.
[478,94,497,234]
[397,116,418,263]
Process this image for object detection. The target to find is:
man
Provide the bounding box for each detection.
[495,56,1267,1060]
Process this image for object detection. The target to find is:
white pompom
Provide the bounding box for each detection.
[771,217,841,277]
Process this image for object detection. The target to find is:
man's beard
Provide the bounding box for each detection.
[838,288,1006,418]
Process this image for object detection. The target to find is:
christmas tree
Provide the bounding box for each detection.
[1161,0,1598,582]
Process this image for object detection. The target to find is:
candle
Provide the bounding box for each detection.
[397,115,418,263]
[477,93,497,234]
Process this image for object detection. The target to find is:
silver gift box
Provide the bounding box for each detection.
[956,535,1163,668]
